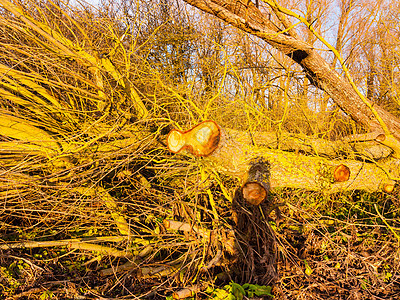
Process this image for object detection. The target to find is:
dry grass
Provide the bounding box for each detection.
[0,0,399,299]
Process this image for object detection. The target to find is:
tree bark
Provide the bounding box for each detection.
[182,0,400,140]
[167,121,399,196]
[208,127,398,194]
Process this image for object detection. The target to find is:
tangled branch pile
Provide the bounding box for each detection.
[0,0,399,299]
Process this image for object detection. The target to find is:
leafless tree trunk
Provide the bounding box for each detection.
[182,0,400,143]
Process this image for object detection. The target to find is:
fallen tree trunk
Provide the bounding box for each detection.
[167,121,399,203]
[210,127,398,193]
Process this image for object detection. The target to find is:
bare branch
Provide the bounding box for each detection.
[183,0,400,142]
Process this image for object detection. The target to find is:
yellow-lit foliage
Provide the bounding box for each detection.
[0,0,399,299]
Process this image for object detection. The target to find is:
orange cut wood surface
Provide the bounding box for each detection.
[167,120,220,156]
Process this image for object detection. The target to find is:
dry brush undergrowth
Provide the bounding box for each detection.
[0,0,399,299]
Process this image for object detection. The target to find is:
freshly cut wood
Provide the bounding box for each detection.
[242,182,267,205]
[333,164,350,182]
[241,158,270,205]
[376,134,386,142]
[167,120,220,156]
[166,121,399,193]
[383,183,395,193]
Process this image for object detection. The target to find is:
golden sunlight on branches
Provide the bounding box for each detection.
[0,0,400,299]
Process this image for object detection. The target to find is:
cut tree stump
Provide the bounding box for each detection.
[241,158,270,205]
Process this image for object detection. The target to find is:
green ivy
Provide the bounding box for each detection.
[207,282,273,299]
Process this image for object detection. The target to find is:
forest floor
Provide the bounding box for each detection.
[1,187,400,300]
